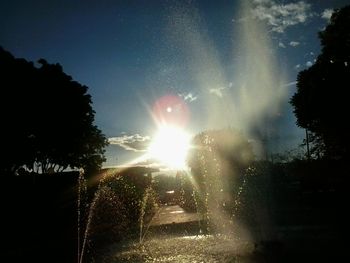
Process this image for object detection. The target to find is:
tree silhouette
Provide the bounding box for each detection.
[188,128,254,174]
[0,47,108,174]
[187,128,254,194]
[291,5,350,160]
[187,129,253,206]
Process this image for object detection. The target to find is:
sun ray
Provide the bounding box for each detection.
[148,125,191,170]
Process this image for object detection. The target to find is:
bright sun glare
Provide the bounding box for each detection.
[148,126,191,170]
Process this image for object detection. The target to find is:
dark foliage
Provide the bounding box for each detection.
[185,128,254,229]
[291,5,350,160]
[188,128,254,172]
[81,169,158,261]
[187,128,254,191]
[0,172,80,262]
[0,47,108,174]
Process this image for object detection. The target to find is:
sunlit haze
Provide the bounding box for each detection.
[1,1,347,261]
[148,125,191,169]
[1,0,347,167]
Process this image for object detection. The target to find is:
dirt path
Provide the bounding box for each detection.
[150,205,200,226]
[140,204,203,239]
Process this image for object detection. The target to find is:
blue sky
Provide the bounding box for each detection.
[1,0,349,167]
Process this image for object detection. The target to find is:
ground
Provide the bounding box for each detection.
[92,203,345,263]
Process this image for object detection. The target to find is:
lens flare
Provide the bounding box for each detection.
[152,95,190,128]
[148,125,191,169]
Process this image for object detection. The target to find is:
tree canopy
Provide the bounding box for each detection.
[290,5,350,160]
[0,47,108,174]
[185,128,254,227]
[187,128,254,187]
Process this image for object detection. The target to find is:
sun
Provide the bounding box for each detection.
[148,126,191,169]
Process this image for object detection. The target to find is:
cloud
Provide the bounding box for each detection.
[321,8,333,20]
[306,61,313,67]
[179,92,197,102]
[209,82,233,98]
[278,42,286,48]
[294,64,301,70]
[283,81,297,87]
[252,0,313,33]
[133,158,169,170]
[289,41,300,47]
[253,0,271,3]
[209,86,227,98]
[108,134,151,152]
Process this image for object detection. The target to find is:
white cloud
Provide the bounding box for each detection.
[132,159,174,171]
[108,134,151,152]
[179,92,197,102]
[209,82,234,98]
[294,64,301,70]
[209,87,227,98]
[253,0,271,3]
[278,42,286,48]
[252,0,313,33]
[289,41,300,47]
[283,81,297,87]
[321,8,333,20]
[306,61,313,67]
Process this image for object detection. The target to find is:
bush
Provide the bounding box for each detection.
[81,172,159,260]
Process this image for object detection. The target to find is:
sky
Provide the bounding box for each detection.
[1,0,349,167]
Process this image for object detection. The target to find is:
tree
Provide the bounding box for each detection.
[187,128,254,195]
[186,128,254,229]
[0,47,108,174]
[291,5,350,160]
[188,128,254,175]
